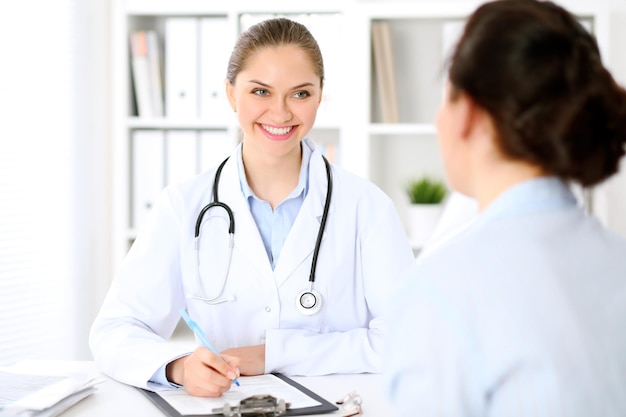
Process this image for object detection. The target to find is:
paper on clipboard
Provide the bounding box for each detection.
[159,374,318,415]
[138,373,338,416]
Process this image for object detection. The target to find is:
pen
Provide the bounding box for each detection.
[179,308,240,386]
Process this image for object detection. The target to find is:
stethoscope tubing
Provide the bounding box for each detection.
[192,154,332,311]
[308,156,332,283]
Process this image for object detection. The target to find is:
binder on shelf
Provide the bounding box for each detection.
[199,17,231,123]
[165,18,199,119]
[132,130,165,230]
[371,20,399,123]
[199,130,234,172]
[130,31,153,118]
[166,130,198,186]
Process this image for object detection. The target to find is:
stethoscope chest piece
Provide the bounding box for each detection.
[296,288,322,316]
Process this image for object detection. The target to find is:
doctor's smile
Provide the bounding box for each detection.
[259,123,297,141]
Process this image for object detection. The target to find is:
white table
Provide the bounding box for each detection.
[7,360,392,416]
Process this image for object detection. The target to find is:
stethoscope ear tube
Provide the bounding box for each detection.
[195,157,234,238]
[195,202,234,238]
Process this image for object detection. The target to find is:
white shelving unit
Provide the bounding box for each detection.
[348,1,610,239]
[110,0,611,269]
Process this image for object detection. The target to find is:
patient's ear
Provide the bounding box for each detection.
[457,92,476,140]
[458,92,493,144]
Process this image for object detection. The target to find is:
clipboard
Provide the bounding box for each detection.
[137,373,338,416]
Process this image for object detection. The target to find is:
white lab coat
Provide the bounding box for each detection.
[90,143,415,389]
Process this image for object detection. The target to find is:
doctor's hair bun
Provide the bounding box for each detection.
[226,17,324,89]
[448,0,626,187]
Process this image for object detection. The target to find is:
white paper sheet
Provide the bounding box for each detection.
[0,373,66,406]
[0,371,98,416]
[157,374,320,415]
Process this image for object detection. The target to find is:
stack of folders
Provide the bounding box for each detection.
[164,17,232,121]
[0,371,100,417]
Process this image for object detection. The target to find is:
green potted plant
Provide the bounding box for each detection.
[406,176,447,205]
[405,176,448,247]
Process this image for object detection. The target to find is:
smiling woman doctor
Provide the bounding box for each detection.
[90,17,415,397]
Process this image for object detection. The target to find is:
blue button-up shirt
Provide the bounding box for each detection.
[236,140,312,269]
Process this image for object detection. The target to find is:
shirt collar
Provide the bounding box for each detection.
[479,176,578,223]
[237,139,313,202]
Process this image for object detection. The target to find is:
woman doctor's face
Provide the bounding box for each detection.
[226,44,322,159]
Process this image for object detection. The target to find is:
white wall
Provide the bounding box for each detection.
[598,0,626,237]
[0,0,111,365]
[73,0,112,360]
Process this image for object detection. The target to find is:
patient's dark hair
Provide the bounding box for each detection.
[448,0,626,186]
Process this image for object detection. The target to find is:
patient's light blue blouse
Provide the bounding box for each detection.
[386,177,626,417]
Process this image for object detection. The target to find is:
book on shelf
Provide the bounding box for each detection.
[146,30,164,117]
[130,30,164,118]
[371,20,399,123]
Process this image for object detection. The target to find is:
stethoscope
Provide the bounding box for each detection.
[192,154,333,316]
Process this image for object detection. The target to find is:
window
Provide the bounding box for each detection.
[0,1,78,365]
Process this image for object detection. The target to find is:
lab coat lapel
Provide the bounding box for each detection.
[220,156,274,280]
[274,152,333,287]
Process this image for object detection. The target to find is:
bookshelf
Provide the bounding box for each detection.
[111,1,611,268]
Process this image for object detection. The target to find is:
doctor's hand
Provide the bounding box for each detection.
[166,347,241,397]
[221,344,265,376]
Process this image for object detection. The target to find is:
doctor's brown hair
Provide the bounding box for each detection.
[226,17,325,89]
[447,0,626,187]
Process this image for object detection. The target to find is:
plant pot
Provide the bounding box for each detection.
[407,204,443,248]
